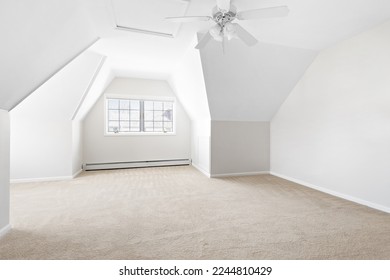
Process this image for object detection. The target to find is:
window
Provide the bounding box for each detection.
[106,97,175,135]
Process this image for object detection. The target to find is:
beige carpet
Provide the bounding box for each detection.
[0,166,389,259]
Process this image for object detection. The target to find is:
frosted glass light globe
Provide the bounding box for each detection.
[209,24,223,42]
[224,22,237,40]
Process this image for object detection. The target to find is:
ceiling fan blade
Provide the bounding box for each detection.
[234,23,258,46]
[216,0,231,11]
[195,32,213,49]
[237,6,289,20]
[165,16,211,23]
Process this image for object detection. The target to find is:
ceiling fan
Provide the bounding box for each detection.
[166,0,289,50]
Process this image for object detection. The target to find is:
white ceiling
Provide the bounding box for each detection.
[86,0,390,78]
[235,0,390,50]
[84,0,390,121]
[111,0,189,37]
[2,0,390,115]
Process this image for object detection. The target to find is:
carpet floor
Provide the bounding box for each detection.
[0,166,389,259]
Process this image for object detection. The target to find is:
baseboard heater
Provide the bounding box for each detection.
[83,159,191,171]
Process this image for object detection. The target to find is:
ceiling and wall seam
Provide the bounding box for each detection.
[72,56,107,120]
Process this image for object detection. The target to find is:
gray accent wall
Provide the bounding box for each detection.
[211,121,270,176]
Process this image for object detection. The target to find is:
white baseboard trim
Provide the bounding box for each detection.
[72,169,83,178]
[270,171,390,214]
[10,175,74,184]
[211,171,270,178]
[0,224,11,239]
[192,163,211,178]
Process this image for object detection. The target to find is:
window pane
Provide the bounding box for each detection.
[108,110,119,121]
[120,110,129,120]
[120,121,130,132]
[120,100,130,109]
[130,100,140,110]
[144,111,153,121]
[154,102,163,110]
[154,111,163,121]
[163,109,173,121]
[130,111,140,121]
[108,99,119,109]
[130,121,140,130]
[164,102,173,110]
[108,121,119,132]
[107,98,174,134]
[144,121,153,128]
[164,122,173,132]
[144,101,153,111]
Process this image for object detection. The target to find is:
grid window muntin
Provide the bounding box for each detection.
[144,100,174,133]
[106,97,174,135]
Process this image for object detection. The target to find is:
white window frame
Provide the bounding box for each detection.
[104,94,176,136]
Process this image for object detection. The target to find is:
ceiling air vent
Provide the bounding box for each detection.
[111,0,190,38]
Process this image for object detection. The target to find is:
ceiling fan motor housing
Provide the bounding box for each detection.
[212,5,237,27]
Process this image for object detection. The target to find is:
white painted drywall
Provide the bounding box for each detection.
[169,37,211,175]
[83,78,191,164]
[0,110,10,231]
[0,0,97,110]
[72,121,83,176]
[10,52,105,181]
[169,37,211,121]
[191,119,211,176]
[271,20,390,211]
[199,39,317,121]
[211,121,270,176]
[73,59,114,121]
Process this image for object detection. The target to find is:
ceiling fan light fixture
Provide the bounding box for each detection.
[166,0,289,50]
[209,24,224,42]
[224,22,237,40]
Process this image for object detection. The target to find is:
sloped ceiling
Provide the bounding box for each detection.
[73,58,114,121]
[0,0,98,111]
[86,0,202,80]
[2,0,390,120]
[84,0,390,121]
[86,0,390,74]
[199,39,317,121]
[229,0,390,50]
[111,0,189,37]
[169,37,211,121]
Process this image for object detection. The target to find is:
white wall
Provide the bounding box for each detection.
[73,58,114,121]
[72,121,83,176]
[191,119,211,176]
[271,20,390,212]
[190,35,314,177]
[83,78,191,164]
[211,121,270,176]
[168,37,211,121]
[10,52,105,181]
[169,37,211,175]
[0,110,10,234]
